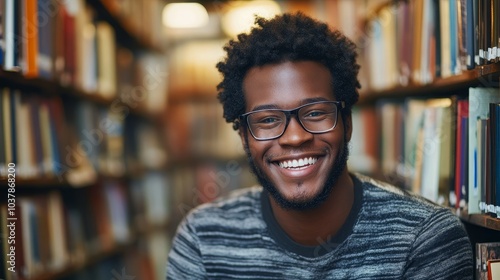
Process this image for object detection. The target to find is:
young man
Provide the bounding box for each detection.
[166,13,473,279]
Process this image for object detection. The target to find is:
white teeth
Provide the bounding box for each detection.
[279,157,317,169]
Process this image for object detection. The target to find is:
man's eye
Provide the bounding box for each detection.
[305,111,326,117]
[259,117,280,123]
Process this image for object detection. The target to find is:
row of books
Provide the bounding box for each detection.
[0,0,169,114]
[0,0,115,92]
[352,87,500,217]
[0,86,168,185]
[476,242,500,280]
[0,88,65,180]
[0,174,171,280]
[361,0,500,92]
[165,101,244,161]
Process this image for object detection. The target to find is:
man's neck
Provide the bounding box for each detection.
[269,170,354,246]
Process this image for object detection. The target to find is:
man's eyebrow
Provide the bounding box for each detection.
[250,97,333,112]
[303,97,331,103]
[251,104,280,111]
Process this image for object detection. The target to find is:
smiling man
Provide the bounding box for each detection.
[166,13,473,279]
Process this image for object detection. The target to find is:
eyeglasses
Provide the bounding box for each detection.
[239,101,345,141]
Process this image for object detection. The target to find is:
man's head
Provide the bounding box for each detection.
[216,13,360,210]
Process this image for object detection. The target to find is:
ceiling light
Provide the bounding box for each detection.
[221,1,281,37]
[162,3,209,29]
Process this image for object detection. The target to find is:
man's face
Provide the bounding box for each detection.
[241,61,351,210]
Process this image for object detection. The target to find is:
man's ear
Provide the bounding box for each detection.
[238,127,252,156]
[238,126,247,146]
[343,113,353,143]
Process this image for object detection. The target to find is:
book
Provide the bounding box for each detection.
[448,0,459,75]
[454,99,469,209]
[15,93,36,178]
[0,1,4,66]
[465,0,475,69]
[103,180,131,243]
[0,204,8,279]
[473,0,481,65]
[46,191,68,270]
[476,242,500,280]
[490,103,500,214]
[95,21,117,98]
[477,118,488,212]
[0,88,5,176]
[456,0,468,71]
[75,1,97,93]
[439,0,452,77]
[403,98,428,191]
[37,0,54,78]
[349,107,378,174]
[376,101,404,178]
[3,0,20,71]
[28,97,43,176]
[488,259,500,280]
[22,0,39,77]
[60,0,78,85]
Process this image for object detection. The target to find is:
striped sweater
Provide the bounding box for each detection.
[166,174,473,279]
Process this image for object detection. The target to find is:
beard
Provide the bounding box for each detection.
[243,133,350,211]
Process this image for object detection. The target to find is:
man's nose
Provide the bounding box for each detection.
[277,116,313,146]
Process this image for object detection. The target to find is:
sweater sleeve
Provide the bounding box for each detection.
[166,213,207,280]
[404,208,473,280]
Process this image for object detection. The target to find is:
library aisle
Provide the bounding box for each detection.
[0,0,499,280]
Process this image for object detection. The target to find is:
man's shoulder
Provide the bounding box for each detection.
[354,173,455,221]
[354,173,465,240]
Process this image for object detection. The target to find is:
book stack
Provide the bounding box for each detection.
[355,86,500,219]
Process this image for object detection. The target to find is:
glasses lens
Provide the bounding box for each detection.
[298,102,338,132]
[246,110,286,139]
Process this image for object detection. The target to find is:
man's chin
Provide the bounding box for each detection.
[264,184,327,211]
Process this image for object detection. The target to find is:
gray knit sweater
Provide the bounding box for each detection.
[166,174,473,279]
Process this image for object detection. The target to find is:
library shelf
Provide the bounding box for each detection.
[0,69,161,123]
[459,213,500,232]
[29,239,135,280]
[0,0,169,279]
[359,62,500,104]
[85,0,164,52]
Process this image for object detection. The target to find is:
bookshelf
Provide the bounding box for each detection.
[345,0,500,278]
[0,0,170,279]
[350,0,500,223]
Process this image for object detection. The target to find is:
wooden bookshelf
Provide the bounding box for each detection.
[0,69,162,123]
[349,3,500,279]
[30,239,135,280]
[0,0,170,279]
[86,0,164,52]
[460,213,500,232]
[359,62,500,104]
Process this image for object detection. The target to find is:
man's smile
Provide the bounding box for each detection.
[278,157,318,169]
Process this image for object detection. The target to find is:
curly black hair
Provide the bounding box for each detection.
[216,12,361,130]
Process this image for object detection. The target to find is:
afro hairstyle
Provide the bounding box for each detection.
[216,12,361,130]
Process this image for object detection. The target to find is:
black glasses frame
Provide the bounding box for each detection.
[238,100,345,141]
